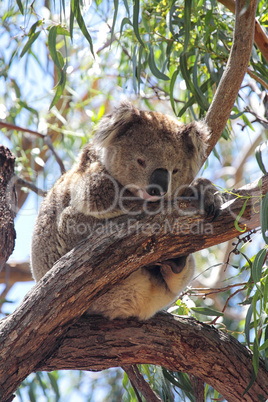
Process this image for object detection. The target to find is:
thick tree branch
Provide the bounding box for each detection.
[37,313,268,402]
[204,0,258,161]
[0,174,267,401]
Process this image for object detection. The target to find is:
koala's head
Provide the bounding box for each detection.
[92,102,209,201]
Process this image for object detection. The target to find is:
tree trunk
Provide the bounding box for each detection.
[0,146,16,270]
[0,175,267,401]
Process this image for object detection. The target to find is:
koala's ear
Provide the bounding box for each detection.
[181,121,210,172]
[93,101,140,147]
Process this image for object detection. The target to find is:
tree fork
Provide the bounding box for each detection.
[0,174,267,401]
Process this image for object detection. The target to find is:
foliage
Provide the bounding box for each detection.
[0,0,268,400]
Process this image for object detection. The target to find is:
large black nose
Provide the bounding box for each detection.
[146,168,170,197]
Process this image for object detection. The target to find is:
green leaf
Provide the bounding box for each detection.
[69,1,75,40]
[137,45,144,92]
[180,52,208,109]
[50,68,66,109]
[245,302,253,346]
[242,112,255,131]
[178,77,214,117]
[48,26,63,71]
[120,17,132,36]
[252,337,260,375]
[16,0,24,15]
[20,31,41,58]
[170,68,180,115]
[47,373,60,400]
[255,141,268,175]
[259,339,268,351]
[252,249,267,285]
[55,26,70,37]
[193,52,210,110]
[191,307,223,317]
[71,0,94,57]
[111,0,119,40]
[133,0,145,48]
[132,45,137,93]
[234,198,248,233]
[122,0,130,16]
[148,44,169,81]
[183,0,192,50]
[261,190,268,245]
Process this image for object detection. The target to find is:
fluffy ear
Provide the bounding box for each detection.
[93,101,140,147]
[181,121,209,173]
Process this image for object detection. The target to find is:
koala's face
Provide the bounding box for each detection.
[93,102,208,201]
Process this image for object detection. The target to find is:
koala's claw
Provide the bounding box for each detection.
[206,203,215,218]
[184,178,222,220]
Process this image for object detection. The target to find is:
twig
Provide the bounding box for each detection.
[244,107,268,129]
[204,0,258,161]
[218,0,268,63]
[0,121,66,175]
[122,365,163,402]
[15,176,47,197]
[247,68,268,91]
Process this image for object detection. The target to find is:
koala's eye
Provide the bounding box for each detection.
[137,158,146,168]
[173,168,179,174]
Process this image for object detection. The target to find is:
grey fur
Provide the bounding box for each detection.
[31,102,220,320]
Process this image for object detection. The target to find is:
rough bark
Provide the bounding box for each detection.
[0,146,16,271]
[0,174,267,402]
[204,0,258,161]
[37,313,268,402]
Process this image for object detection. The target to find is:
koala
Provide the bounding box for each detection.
[31,101,221,320]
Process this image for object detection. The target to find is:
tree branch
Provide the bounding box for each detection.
[0,174,267,401]
[218,0,268,63]
[204,0,258,160]
[0,146,16,271]
[36,313,268,402]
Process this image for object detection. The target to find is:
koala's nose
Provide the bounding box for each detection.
[147,168,170,197]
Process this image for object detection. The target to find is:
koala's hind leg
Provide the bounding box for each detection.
[153,254,195,296]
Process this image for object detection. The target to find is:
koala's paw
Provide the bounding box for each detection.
[183,178,222,220]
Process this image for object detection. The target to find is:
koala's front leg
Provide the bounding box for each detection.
[158,254,195,295]
[183,178,222,220]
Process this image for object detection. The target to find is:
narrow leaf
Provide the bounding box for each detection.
[183,0,192,50]
[71,0,94,57]
[255,141,268,175]
[120,17,132,36]
[191,307,223,317]
[261,192,268,244]
[245,302,253,346]
[170,68,180,115]
[178,77,214,117]
[16,0,24,15]
[50,68,66,109]
[111,0,119,40]
[252,249,267,284]
[20,31,41,58]
[48,26,63,71]
[193,52,209,110]
[69,1,75,40]
[133,0,145,48]
[148,44,169,81]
